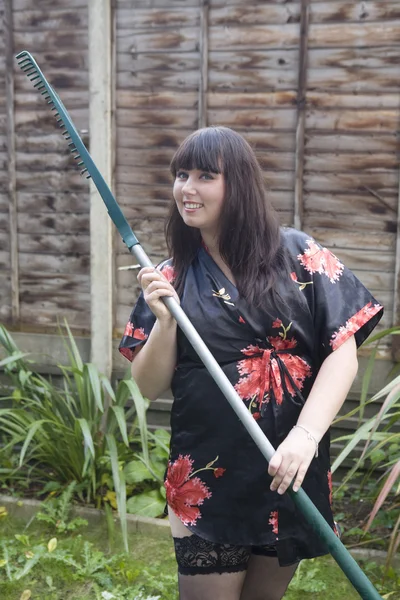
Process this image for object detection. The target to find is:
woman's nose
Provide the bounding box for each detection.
[182,178,196,195]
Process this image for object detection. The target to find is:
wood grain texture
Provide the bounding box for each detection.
[7,0,400,346]
[5,0,19,322]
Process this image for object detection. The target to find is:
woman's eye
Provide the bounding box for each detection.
[200,173,213,180]
[176,171,188,180]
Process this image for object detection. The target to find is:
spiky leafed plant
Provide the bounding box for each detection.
[0,322,158,551]
[332,326,400,572]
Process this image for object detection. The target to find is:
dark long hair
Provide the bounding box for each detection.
[166,126,289,309]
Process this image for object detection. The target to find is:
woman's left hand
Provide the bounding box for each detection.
[268,427,318,494]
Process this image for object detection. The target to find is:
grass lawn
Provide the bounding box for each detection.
[0,515,398,600]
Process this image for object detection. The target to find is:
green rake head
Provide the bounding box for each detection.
[15,50,138,249]
[16,51,91,179]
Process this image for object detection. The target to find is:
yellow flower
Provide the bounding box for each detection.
[104,490,118,510]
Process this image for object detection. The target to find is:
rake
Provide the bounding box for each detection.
[15,50,383,600]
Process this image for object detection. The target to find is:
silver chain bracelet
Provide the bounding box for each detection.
[292,425,319,458]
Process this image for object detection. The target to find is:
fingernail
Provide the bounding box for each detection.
[278,488,284,495]
[293,485,298,492]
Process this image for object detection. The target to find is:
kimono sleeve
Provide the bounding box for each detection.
[296,237,384,362]
[118,259,176,362]
[119,292,156,362]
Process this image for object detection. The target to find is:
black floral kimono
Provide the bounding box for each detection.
[119,228,383,566]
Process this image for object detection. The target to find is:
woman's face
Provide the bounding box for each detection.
[173,168,225,238]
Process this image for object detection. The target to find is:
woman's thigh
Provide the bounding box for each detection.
[240,554,298,600]
[168,507,248,600]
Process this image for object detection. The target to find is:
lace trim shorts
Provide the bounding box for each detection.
[173,533,277,576]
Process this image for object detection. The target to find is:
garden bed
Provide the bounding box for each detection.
[1,501,399,600]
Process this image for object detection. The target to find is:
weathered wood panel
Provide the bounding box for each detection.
[116,127,297,152]
[306,109,400,132]
[117,108,198,129]
[17,213,89,235]
[308,47,400,72]
[304,172,398,193]
[0,274,12,321]
[15,108,89,133]
[208,71,297,92]
[328,248,395,273]
[305,193,397,216]
[117,108,296,130]
[16,171,90,192]
[13,32,87,53]
[307,68,400,92]
[15,90,89,110]
[305,132,400,153]
[117,89,198,110]
[20,273,90,296]
[12,233,90,255]
[208,108,297,129]
[210,2,400,25]
[117,166,295,190]
[17,191,90,213]
[208,91,297,109]
[16,252,90,275]
[116,184,294,214]
[305,153,399,171]
[117,69,199,91]
[117,29,199,54]
[118,0,201,8]
[13,9,87,31]
[19,299,90,330]
[209,21,400,51]
[308,92,400,110]
[306,228,396,252]
[116,7,200,30]
[13,0,86,8]
[304,211,396,234]
[16,151,86,172]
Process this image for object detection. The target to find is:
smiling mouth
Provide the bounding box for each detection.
[184,202,203,209]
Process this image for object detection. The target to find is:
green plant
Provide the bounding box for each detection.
[332,326,400,571]
[35,482,88,533]
[0,322,170,551]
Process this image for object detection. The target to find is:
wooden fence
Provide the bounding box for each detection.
[0,1,399,412]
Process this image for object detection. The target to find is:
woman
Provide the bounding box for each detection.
[119,126,383,600]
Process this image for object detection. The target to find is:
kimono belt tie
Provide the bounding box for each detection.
[252,342,306,414]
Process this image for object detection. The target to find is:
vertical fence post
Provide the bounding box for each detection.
[88,0,114,377]
[5,0,19,323]
[198,0,209,129]
[293,0,310,231]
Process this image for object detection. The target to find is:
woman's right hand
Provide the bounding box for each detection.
[138,267,180,323]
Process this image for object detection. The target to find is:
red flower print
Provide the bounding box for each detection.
[235,333,311,406]
[269,510,279,536]
[297,240,344,283]
[290,272,298,282]
[253,412,261,421]
[119,346,134,362]
[330,302,383,351]
[133,327,148,341]
[123,321,148,341]
[165,455,212,526]
[161,264,176,284]
[214,468,226,478]
[239,316,246,324]
[327,470,333,506]
[124,321,134,338]
[272,319,283,329]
